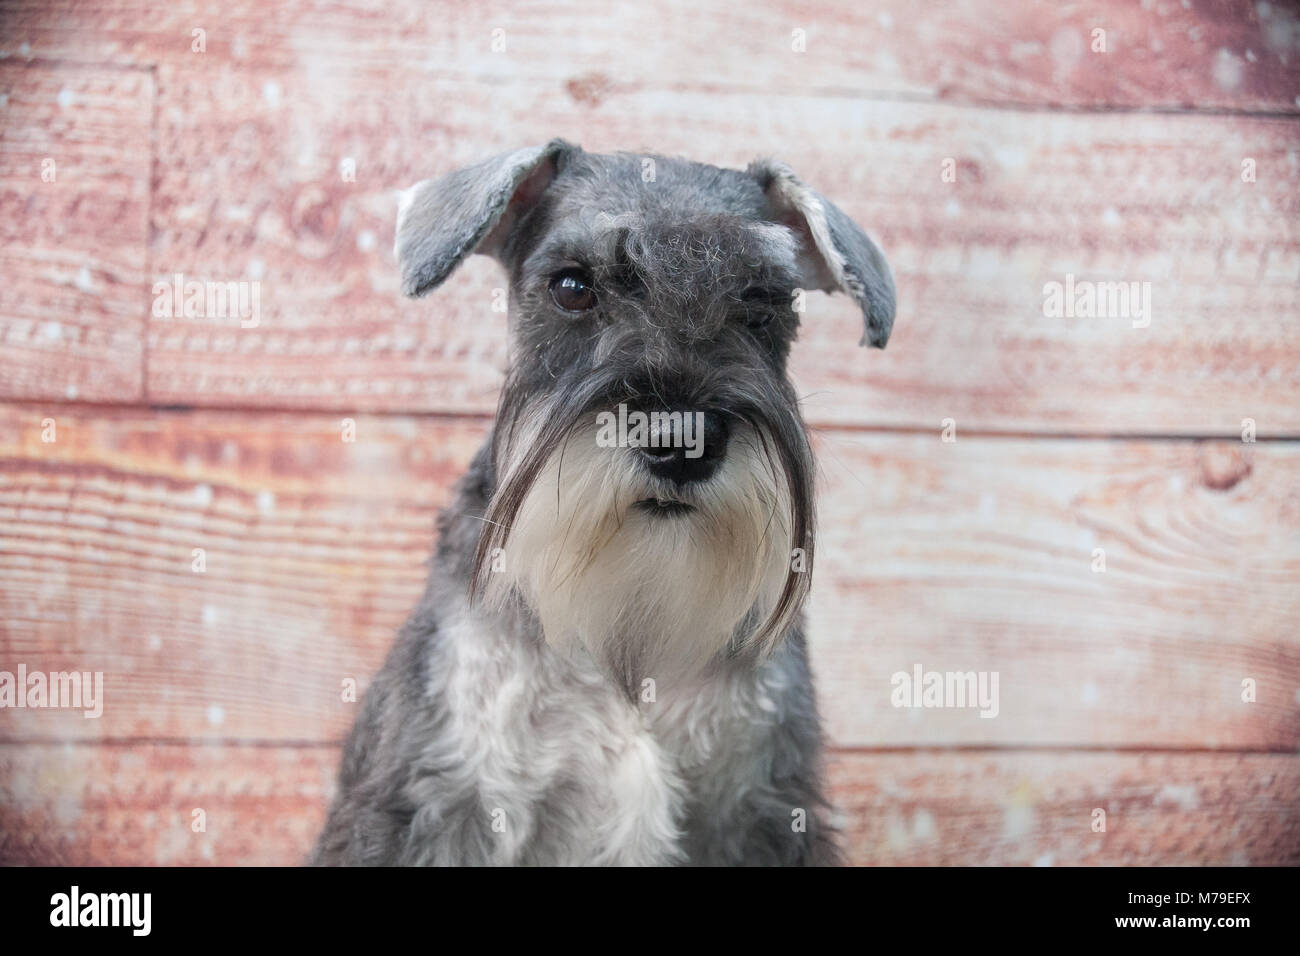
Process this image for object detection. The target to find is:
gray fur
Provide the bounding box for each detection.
[747,157,896,348]
[314,143,896,866]
[396,139,572,297]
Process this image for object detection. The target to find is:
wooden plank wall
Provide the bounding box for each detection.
[1,0,1298,865]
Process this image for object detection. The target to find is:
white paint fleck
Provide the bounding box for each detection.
[1156,784,1200,810]
[40,321,61,341]
[1034,853,1055,867]
[75,266,94,291]
[1212,49,1244,91]
[57,87,75,109]
[247,258,265,281]
[206,704,225,726]
[149,634,162,650]
[356,230,377,252]
[885,815,909,849]
[877,12,893,30]
[912,808,936,840]
[262,81,282,107]
[945,198,961,218]
[1264,16,1295,52]
[1049,28,1085,68]
[64,384,78,400]
[1002,802,1037,839]
[256,489,275,514]
[995,145,1027,168]
[202,604,218,626]
[193,483,213,506]
[20,42,31,56]
[1102,207,1122,227]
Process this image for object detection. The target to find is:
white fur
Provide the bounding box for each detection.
[486,421,797,686]
[439,605,685,865]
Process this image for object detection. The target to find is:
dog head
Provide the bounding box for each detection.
[397,140,894,690]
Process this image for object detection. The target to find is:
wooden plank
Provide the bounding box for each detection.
[142,69,1300,433]
[811,432,1300,749]
[2,405,1296,747]
[5,0,1299,112]
[827,750,1300,866]
[0,63,150,403]
[0,742,332,865]
[0,404,486,742]
[1,744,1294,864]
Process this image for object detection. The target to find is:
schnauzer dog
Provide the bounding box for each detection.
[312,140,895,866]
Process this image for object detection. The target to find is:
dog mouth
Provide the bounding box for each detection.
[632,497,695,517]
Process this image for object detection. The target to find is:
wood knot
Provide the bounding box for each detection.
[565,72,612,106]
[1198,442,1252,491]
[290,185,342,259]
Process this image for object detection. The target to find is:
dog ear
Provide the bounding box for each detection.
[395,139,577,298]
[748,159,896,348]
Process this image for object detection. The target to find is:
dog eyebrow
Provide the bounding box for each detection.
[523,243,595,276]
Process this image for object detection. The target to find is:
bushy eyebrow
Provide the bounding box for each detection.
[518,239,596,281]
[519,215,801,295]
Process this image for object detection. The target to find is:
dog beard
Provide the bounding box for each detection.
[473,411,811,693]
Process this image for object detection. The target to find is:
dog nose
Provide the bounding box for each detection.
[637,411,730,485]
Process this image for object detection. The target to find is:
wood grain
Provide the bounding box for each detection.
[139,66,1300,433]
[0,63,150,403]
[828,749,1300,866]
[811,431,1300,749]
[2,743,1295,865]
[1,0,1298,868]
[6,0,1299,111]
[0,742,332,866]
[0,404,484,743]
[3,405,1295,748]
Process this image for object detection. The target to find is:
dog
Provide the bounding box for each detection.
[311,140,895,866]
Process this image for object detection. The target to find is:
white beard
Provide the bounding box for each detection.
[484,419,802,689]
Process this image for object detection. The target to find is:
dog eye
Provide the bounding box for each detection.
[550,269,597,312]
